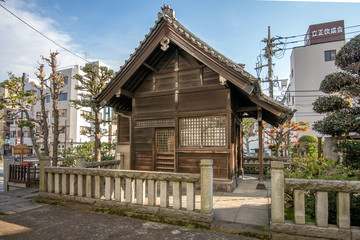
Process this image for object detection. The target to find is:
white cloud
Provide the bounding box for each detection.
[0,0,87,82]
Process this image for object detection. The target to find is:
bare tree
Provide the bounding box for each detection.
[32,63,50,156]
[43,52,66,166]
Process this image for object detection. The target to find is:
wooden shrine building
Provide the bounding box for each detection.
[96,5,293,191]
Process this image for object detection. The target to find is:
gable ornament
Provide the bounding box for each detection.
[160,37,170,51]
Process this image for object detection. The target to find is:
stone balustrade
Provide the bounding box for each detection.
[38,157,214,224]
[270,161,360,240]
[243,156,289,174]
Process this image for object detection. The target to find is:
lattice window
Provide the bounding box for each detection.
[180,116,226,147]
[203,116,226,146]
[156,129,175,153]
[136,119,174,127]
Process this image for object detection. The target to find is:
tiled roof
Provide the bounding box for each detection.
[117,5,257,82]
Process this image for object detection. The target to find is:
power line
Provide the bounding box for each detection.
[0,3,90,63]
[277,24,360,40]
[277,30,360,47]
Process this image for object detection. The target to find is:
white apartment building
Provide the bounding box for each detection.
[285,20,346,137]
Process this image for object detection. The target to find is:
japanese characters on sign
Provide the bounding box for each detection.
[311,26,343,37]
[305,20,345,45]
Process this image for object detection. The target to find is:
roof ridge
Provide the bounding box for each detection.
[116,5,257,82]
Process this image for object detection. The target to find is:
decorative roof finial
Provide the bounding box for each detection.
[158,4,175,19]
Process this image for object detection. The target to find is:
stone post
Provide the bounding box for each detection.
[3,157,14,192]
[200,159,213,214]
[337,192,350,229]
[39,156,51,192]
[115,153,124,170]
[271,161,284,223]
[76,155,86,168]
[315,191,328,227]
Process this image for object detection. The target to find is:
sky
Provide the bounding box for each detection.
[0,0,359,98]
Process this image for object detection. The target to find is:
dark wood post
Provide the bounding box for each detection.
[257,108,266,190]
[239,120,244,177]
[26,163,31,187]
[317,137,322,159]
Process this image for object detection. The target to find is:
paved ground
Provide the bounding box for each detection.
[0,190,258,240]
[0,160,270,239]
[0,160,3,192]
[214,175,271,226]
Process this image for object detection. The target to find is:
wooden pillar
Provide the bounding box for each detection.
[317,137,322,159]
[257,108,266,190]
[239,120,244,177]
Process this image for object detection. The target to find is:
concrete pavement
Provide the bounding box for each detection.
[214,174,271,226]
[0,157,271,239]
[0,196,258,240]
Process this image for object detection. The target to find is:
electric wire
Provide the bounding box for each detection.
[277,24,360,40]
[0,3,90,63]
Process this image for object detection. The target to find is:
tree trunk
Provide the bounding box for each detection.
[245,138,250,155]
[274,144,280,157]
[23,110,41,159]
[41,93,49,156]
[94,110,101,162]
[52,96,59,166]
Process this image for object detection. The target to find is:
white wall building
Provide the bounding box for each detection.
[285,20,346,137]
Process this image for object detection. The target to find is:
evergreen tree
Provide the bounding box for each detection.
[313,34,360,168]
[71,64,114,162]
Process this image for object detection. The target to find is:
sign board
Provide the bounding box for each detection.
[13,144,30,155]
[305,20,345,46]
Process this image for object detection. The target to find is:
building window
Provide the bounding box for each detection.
[45,95,50,103]
[63,76,68,85]
[59,109,67,117]
[324,50,336,61]
[58,93,68,101]
[59,126,66,134]
[81,110,92,118]
[180,116,226,147]
[80,126,90,135]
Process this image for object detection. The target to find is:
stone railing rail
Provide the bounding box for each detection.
[270,161,360,240]
[243,156,289,174]
[38,156,213,224]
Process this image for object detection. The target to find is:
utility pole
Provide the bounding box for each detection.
[265,26,275,98]
[255,26,285,99]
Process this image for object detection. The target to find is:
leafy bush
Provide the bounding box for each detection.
[284,157,360,226]
[337,140,360,169]
[298,135,318,158]
[59,141,116,165]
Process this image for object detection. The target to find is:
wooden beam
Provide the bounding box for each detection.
[116,89,133,98]
[143,62,157,72]
[237,106,258,112]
